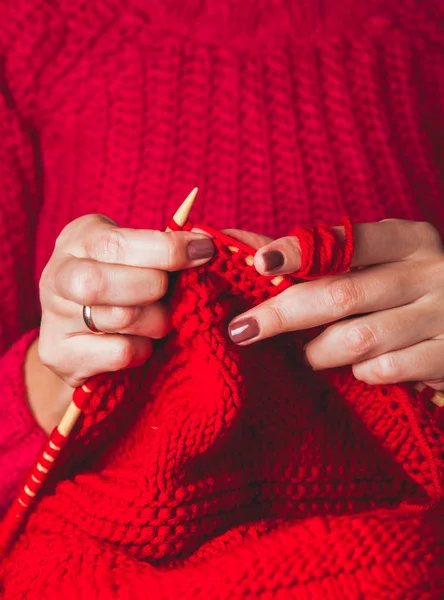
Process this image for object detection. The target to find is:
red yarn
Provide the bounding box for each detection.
[166,218,183,232]
[2,224,444,598]
[72,375,110,410]
[0,0,444,597]
[0,428,68,553]
[290,217,354,279]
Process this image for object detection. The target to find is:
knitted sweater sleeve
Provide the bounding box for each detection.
[0,61,47,515]
[0,331,46,518]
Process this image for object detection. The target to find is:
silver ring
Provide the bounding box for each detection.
[82,305,104,334]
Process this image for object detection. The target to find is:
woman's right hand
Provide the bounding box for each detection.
[25,214,215,433]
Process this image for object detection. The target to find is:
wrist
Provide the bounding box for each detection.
[24,337,73,434]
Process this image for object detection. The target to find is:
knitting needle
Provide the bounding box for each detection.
[49,187,200,439]
[56,188,199,437]
[165,187,198,232]
[8,188,199,523]
[44,187,200,441]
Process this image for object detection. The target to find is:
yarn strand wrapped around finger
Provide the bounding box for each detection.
[289,217,354,280]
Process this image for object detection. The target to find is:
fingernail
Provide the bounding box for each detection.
[228,317,260,343]
[262,250,284,272]
[187,238,215,261]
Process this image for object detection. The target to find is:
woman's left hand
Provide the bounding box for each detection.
[225,220,444,390]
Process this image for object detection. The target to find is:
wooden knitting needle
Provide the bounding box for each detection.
[6,189,199,529]
[57,187,199,440]
[165,187,198,233]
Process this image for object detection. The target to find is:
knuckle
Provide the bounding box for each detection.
[79,214,115,229]
[87,227,126,263]
[108,306,140,330]
[54,224,76,249]
[413,221,442,252]
[326,278,362,315]
[151,318,172,339]
[55,215,104,247]
[65,375,84,389]
[344,324,377,357]
[147,271,168,301]
[39,332,89,388]
[266,304,289,333]
[67,367,91,389]
[108,338,136,371]
[380,218,404,230]
[39,263,52,296]
[70,262,103,305]
[165,235,182,269]
[372,354,398,382]
[158,272,169,298]
[54,230,68,250]
[95,214,119,227]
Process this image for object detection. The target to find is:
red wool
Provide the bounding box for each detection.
[0,0,444,597]
[290,217,355,279]
[2,222,444,598]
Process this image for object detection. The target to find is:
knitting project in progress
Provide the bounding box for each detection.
[1,220,444,599]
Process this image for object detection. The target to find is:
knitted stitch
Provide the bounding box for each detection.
[0,330,46,519]
[0,0,444,596]
[1,221,444,598]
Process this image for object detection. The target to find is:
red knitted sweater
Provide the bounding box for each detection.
[1,0,444,597]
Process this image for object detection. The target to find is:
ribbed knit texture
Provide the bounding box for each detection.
[0,0,444,597]
[0,330,45,519]
[2,223,444,597]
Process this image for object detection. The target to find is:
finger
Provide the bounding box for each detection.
[253,219,442,276]
[228,262,425,345]
[221,229,273,250]
[191,227,273,252]
[421,379,444,393]
[39,333,153,389]
[254,234,304,274]
[352,339,444,385]
[304,299,442,370]
[74,220,215,269]
[77,303,172,338]
[54,257,169,306]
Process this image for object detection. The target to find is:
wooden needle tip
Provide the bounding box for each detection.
[168,187,198,229]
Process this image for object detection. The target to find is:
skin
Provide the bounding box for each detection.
[27,217,444,433]
[226,219,444,392]
[25,214,216,433]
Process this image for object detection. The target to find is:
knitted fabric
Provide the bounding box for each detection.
[0,0,444,596]
[0,330,45,518]
[2,221,444,598]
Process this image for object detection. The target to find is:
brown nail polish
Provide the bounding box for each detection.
[262,250,284,272]
[228,317,260,343]
[187,239,215,261]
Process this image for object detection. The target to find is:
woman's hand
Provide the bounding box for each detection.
[28,214,215,432]
[226,220,444,390]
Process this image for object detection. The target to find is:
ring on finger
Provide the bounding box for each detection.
[82,305,105,334]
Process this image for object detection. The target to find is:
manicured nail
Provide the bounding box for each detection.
[262,250,284,272]
[229,317,260,343]
[187,238,215,261]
